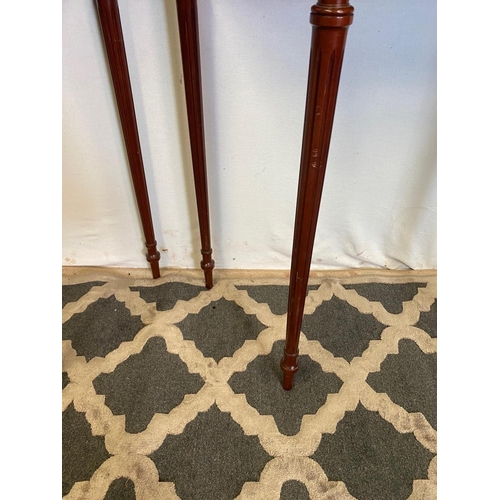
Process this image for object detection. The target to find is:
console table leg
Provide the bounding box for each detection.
[95,0,161,279]
[176,0,215,289]
[281,0,354,389]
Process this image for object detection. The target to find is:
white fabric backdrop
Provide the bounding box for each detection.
[62,0,436,271]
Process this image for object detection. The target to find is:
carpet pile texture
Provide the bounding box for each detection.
[62,269,437,500]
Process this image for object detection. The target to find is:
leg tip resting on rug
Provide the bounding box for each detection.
[280,351,299,390]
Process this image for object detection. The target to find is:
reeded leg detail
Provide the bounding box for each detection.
[176,0,215,289]
[95,0,161,279]
[281,0,354,389]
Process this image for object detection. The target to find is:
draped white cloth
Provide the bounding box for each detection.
[63,0,436,270]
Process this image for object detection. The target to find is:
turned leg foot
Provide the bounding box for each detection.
[280,351,299,390]
[146,242,161,279]
[201,249,215,289]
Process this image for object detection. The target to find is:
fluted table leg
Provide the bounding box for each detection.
[176,0,215,289]
[95,0,161,279]
[281,0,354,389]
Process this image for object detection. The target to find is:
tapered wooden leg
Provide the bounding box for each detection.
[95,0,161,279]
[281,0,354,389]
[176,0,215,289]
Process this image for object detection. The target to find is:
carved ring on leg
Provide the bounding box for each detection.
[146,241,161,279]
[280,351,299,391]
[200,248,215,289]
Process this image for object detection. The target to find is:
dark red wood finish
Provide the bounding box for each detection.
[176,0,215,289]
[281,0,354,389]
[95,0,161,279]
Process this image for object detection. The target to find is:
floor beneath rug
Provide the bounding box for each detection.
[62,268,437,500]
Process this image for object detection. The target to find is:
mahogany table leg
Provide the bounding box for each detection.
[176,0,215,289]
[281,0,354,389]
[95,0,161,279]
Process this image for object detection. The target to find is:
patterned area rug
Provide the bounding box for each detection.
[62,268,437,500]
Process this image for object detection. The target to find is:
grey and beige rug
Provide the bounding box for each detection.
[62,268,437,500]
